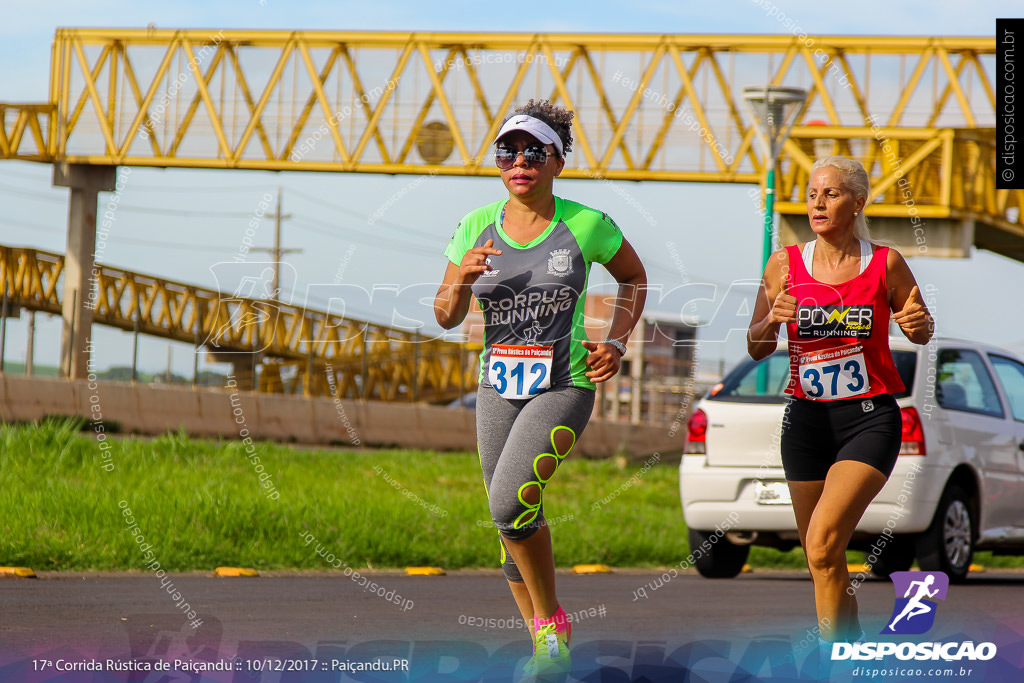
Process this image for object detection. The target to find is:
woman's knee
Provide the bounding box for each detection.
[489,493,540,540]
[489,496,515,532]
[804,528,847,574]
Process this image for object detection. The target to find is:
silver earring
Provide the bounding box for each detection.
[853,212,859,216]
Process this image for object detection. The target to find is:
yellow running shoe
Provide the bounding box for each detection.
[523,622,571,676]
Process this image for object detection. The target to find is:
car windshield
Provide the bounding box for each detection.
[708,349,917,402]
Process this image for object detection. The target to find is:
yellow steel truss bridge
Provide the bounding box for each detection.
[0,244,477,400]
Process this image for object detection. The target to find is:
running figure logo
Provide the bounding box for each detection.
[522,321,544,345]
[882,571,949,635]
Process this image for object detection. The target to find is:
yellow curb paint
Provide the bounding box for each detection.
[0,567,36,578]
[741,564,753,573]
[214,567,259,577]
[405,567,446,576]
[968,563,985,573]
[572,564,612,574]
[847,564,871,573]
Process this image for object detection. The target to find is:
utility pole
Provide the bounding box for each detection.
[26,310,35,376]
[252,187,299,300]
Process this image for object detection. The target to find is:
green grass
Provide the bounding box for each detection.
[0,420,1019,572]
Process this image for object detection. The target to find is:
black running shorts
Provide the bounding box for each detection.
[781,393,902,481]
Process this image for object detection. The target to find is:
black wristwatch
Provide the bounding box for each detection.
[603,339,627,356]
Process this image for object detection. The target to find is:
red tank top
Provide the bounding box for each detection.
[784,243,905,401]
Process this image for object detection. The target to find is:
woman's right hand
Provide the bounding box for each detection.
[748,249,794,360]
[769,279,797,325]
[458,238,503,284]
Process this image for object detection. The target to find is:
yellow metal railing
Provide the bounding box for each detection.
[0,245,478,401]
[0,103,52,161]
[774,127,1021,233]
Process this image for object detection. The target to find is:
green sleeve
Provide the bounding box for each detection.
[564,200,624,264]
[443,201,500,264]
[443,219,473,265]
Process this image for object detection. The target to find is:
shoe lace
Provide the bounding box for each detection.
[534,623,560,659]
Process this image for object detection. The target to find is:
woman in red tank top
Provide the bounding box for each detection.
[747,157,933,647]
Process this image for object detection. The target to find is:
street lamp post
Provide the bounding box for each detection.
[743,86,808,270]
[744,86,806,396]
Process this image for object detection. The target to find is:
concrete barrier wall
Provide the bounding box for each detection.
[0,375,683,458]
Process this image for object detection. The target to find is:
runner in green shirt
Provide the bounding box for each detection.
[434,99,647,676]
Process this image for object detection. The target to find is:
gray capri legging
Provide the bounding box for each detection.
[476,383,595,582]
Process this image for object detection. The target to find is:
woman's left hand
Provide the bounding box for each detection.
[582,340,622,383]
[892,285,932,338]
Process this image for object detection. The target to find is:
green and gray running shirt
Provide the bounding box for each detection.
[444,196,623,393]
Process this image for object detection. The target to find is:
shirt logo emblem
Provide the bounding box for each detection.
[481,256,500,277]
[547,249,573,277]
[796,305,873,338]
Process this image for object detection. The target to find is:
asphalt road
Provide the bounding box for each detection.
[1,568,1022,682]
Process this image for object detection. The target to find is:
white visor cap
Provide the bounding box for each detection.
[493,115,563,156]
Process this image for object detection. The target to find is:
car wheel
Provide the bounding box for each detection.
[688,528,749,579]
[868,534,915,578]
[915,484,974,583]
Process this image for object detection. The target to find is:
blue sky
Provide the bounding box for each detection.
[0,0,1020,377]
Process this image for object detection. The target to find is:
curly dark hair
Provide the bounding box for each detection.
[502,99,574,156]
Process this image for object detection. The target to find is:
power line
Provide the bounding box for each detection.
[117,205,256,218]
[0,185,258,218]
[1,185,437,256]
[296,210,438,249]
[113,236,241,252]
[0,185,67,203]
[2,219,63,233]
[123,184,276,194]
[0,167,274,195]
[0,219,241,252]
[4,208,724,287]
[287,187,446,244]
[0,183,449,242]
[0,169,52,182]
[290,217,436,257]
[289,208,436,246]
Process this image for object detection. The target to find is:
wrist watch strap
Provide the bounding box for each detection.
[604,339,627,356]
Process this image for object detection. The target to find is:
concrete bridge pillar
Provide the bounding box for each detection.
[53,163,117,379]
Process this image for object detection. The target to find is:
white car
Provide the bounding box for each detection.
[680,336,1024,582]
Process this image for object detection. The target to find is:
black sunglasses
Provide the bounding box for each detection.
[494,144,553,170]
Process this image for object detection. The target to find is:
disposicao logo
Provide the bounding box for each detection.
[882,570,949,635]
[831,570,997,662]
